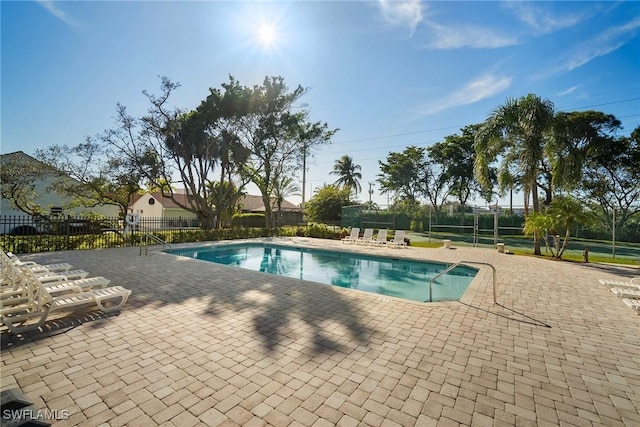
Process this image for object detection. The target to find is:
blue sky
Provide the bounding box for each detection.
[2,1,639,207]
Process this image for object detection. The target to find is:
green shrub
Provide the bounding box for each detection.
[303,223,341,239]
[232,213,266,228]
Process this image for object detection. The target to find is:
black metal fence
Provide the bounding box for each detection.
[0,215,200,254]
[0,213,311,254]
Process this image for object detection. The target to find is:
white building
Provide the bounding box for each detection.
[0,151,119,234]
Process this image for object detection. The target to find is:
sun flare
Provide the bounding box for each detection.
[256,23,277,47]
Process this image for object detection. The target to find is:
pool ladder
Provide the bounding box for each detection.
[428,260,497,303]
[139,233,171,255]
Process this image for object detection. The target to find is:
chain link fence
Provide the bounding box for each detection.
[342,204,640,261]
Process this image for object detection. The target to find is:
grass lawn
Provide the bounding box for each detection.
[407,231,640,266]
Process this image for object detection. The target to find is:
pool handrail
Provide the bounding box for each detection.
[428,260,497,304]
[139,233,171,255]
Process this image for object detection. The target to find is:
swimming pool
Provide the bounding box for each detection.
[167,243,478,303]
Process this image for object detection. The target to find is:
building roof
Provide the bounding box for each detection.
[240,194,300,212]
[131,192,191,209]
[0,151,57,173]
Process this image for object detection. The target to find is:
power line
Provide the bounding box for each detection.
[311,112,640,166]
[331,125,466,145]
[560,97,640,112]
[327,95,639,148]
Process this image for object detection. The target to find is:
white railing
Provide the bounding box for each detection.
[139,234,171,255]
[428,260,497,303]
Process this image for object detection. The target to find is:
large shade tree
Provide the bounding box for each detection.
[575,125,640,239]
[104,75,336,229]
[195,77,253,228]
[474,94,555,255]
[377,145,451,213]
[331,155,362,196]
[377,146,428,204]
[0,153,51,216]
[428,124,496,206]
[103,78,224,228]
[36,138,142,216]
[237,76,337,227]
[304,184,355,223]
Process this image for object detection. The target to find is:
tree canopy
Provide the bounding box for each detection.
[304,185,355,223]
[104,75,337,228]
[475,94,556,255]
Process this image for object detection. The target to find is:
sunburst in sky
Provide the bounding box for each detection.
[255,22,278,48]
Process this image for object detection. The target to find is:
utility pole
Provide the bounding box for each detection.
[368,182,373,205]
[301,143,307,208]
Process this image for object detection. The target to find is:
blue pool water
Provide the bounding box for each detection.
[167,244,478,303]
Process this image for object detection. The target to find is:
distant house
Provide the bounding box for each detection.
[129,191,302,226]
[0,151,119,234]
[237,194,300,214]
[236,194,303,226]
[129,192,199,220]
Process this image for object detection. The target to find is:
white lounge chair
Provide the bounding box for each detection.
[611,287,640,299]
[341,227,360,244]
[599,277,640,288]
[372,229,388,245]
[5,251,73,274]
[388,230,407,248]
[0,265,111,296]
[622,298,640,314]
[36,269,90,281]
[1,250,90,284]
[357,228,374,245]
[1,268,131,334]
[0,250,73,273]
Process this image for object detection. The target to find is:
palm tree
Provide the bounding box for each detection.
[475,94,555,255]
[547,195,594,259]
[272,175,300,226]
[331,155,362,196]
[273,176,300,212]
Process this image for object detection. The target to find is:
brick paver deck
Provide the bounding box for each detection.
[1,237,639,426]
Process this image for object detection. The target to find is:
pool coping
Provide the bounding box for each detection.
[159,237,487,308]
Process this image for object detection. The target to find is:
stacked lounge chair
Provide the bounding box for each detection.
[1,250,132,334]
[611,287,640,298]
[599,277,640,288]
[623,298,640,315]
[600,276,640,315]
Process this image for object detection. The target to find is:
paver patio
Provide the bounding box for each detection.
[1,237,639,426]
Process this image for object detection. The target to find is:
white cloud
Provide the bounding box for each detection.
[556,85,580,97]
[377,0,423,34]
[562,17,640,71]
[423,20,518,49]
[416,74,512,116]
[37,1,79,26]
[504,2,584,35]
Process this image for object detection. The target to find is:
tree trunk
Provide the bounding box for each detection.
[558,229,571,259]
[509,186,513,215]
[531,183,541,255]
[198,212,217,230]
[262,194,273,228]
